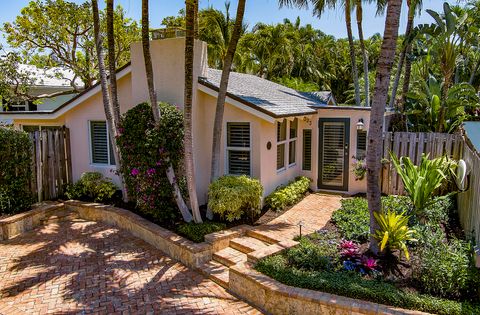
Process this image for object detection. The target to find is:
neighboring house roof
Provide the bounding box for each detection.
[18,64,84,88]
[464,121,480,152]
[199,69,337,118]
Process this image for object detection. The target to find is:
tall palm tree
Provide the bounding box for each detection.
[184,0,203,223]
[141,0,193,222]
[366,0,403,253]
[356,0,370,106]
[209,0,247,219]
[345,0,362,106]
[390,0,422,109]
[106,0,120,123]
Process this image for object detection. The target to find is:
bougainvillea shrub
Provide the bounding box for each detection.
[0,127,34,214]
[116,103,185,222]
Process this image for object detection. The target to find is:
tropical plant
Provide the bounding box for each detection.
[65,172,118,203]
[264,176,311,211]
[390,152,456,215]
[373,210,417,260]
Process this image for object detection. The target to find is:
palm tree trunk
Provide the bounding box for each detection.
[208,0,247,219]
[367,0,403,254]
[400,42,413,108]
[356,0,370,106]
[390,2,415,109]
[106,0,120,122]
[469,57,480,85]
[194,0,199,39]
[437,74,451,133]
[346,0,361,106]
[142,0,192,222]
[184,0,203,223]
[94,0,128,202]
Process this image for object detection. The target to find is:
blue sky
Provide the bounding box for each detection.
[0,0,447,47]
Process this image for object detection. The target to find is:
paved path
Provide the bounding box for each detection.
[0,220,260,315]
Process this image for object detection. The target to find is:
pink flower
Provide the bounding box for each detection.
[361,256,378,271]
[147,168,156,176]
[339,240,360,258]
[131,168,140,176]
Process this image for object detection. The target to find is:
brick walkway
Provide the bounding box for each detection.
[0,220,260,315]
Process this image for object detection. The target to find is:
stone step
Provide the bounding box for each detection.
[199,261,230,289]
[246,229,280,244]
[213,247,248,267]
[229,236,270,254]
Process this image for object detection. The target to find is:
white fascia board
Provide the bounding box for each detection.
[198,84,276,124]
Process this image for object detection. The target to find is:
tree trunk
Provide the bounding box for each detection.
[106,0,120,123]
[367,0,403,254]
[400,42,413,108]
[469,57,480,85]
[184,0,203,223]
[207,0,247,219]
[93,0,128,202]
[356,0,370,106]
[142,0,192,222]
[437,74,451,133]
[346,0,361,106]
[390,2,415,109]
[193,0,199,39]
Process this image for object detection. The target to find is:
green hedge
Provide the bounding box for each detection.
[66,172,118,203]
[0,127,34,214]
[177,222,227,243]
[256,255,480,315]
[208,175,263,222]
[265,176,311,211]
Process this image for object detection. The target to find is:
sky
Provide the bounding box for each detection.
[0,0,447,48]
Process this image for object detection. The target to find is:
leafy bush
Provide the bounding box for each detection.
[116,102,185,222]
[256,255,480,315]
[332,196,412,242]
[265,176,311,211]
[421,195,455,225]
[373,210,417,260]
[390,153,456,216]
[0,127,34,214]
[415,234,480,299]
[208,175,263,222]
[286,237,338,271]
[177,222,226,243]
[66,172,117,203]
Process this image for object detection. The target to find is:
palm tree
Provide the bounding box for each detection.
[141,0,193,222]
[106,0,120,123]
[209,0,247,219]
[356,0,370,106]
[390,0,422,109]
[366,0,403,253]
[344,0,362,106]
[184,0,203,223]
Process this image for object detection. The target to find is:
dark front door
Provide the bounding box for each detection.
[318,118,350,191]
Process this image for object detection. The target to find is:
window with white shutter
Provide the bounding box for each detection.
[227,122,251,175]
[356,130,367,160]
[303,129,312,171]
[90,121,116,165]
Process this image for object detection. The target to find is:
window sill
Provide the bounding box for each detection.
[288,163,296,168]
[276,167,286,174]
[89,164,116,168]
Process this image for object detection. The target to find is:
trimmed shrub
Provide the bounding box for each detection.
[116,102,185,222]
[256,255,480,315]
[265,176,311,211]
[66,172,117,203]
[286,237,339,271]
[0,127,34,214]
[177,222,227,243]
[208,175,263,222]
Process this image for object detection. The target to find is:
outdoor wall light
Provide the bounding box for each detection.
[266,141,272,150]
[356,118,365,131]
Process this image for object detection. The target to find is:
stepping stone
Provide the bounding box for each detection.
[246,229,280,244]
[199,260,229,288]
[229,236,270,254]
[213,247,248,267]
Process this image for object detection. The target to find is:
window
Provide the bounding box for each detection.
[288,118,298,165]
[227,122,251,175]
[90,121,115,165]
[302,129,312,171]
[356,130,367,160]
[276,120,287,170]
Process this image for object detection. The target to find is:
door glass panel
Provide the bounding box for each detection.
[321,122,345,187]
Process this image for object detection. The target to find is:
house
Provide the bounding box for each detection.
[0,38,376,204]
[0,64,82,126]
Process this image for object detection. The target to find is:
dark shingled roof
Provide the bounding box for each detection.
[199,68,334,118]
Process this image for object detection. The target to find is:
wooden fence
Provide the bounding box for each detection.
[381,132,464,195]
[29,128,72,202]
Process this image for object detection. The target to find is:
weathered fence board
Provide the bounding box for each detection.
[381,132,464,195]
[29,128,72,202]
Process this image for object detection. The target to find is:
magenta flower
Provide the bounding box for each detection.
[361,256,378,271]
[147,168,156,176]
[339,240,360,258]
[131,168,140,176]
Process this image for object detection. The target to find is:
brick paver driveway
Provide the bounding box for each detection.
[0,219,260,315]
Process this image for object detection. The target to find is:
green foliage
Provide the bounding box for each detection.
[0,127,34,214]
[117,102,185,223]
[208,175,263,222]
[415,233,480,300]
[177,222,226,243]
[286,237,339,271]
[265,176,311,211]
[390,153,455,216]
[332,196,412,242]
[373,210,417,260]
[272,77,319,92]
[256,255,480,315]
[65,172,117,203]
